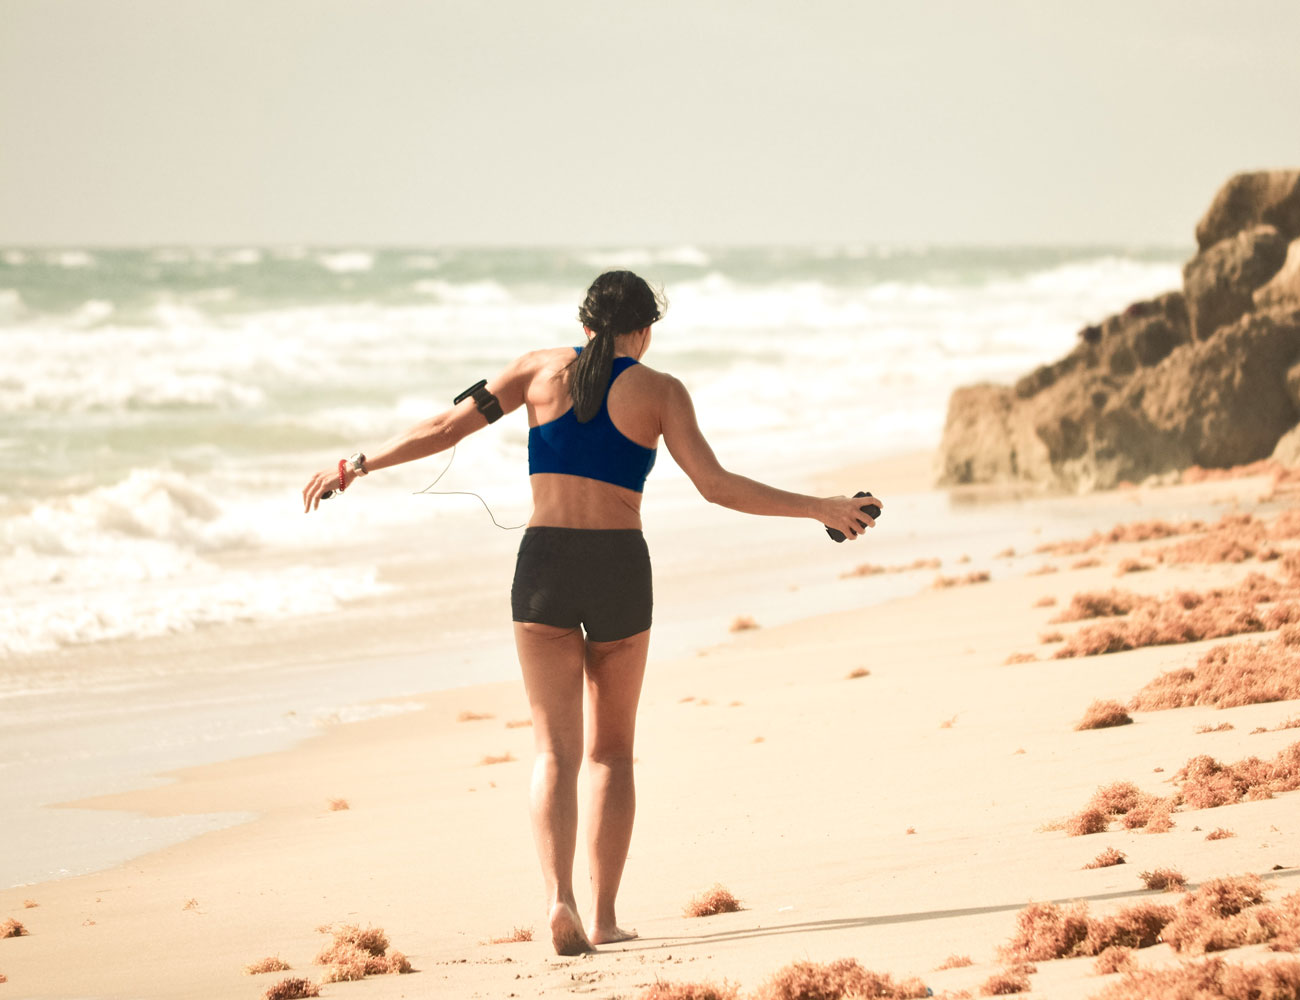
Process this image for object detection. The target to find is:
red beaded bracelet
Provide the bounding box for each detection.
[337,458,347,493]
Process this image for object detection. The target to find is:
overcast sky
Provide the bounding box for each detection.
[2,0,1299,247]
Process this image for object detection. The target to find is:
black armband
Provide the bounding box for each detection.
[454,379,503,424]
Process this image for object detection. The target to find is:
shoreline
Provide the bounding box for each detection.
[4,450,1286,891]
[4,457,1300,998]
[0,448,936,890]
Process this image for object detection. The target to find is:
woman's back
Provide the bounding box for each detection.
[524,345,665,531]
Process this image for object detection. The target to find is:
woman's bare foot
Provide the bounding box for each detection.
[549,902,595,956]
[588,922,638,945]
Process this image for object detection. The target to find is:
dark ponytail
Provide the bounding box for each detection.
[569,270,665,423]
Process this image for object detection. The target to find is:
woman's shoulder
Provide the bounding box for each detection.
[628,360,681,393]
[516,346,580,378]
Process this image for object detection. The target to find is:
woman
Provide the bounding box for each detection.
[302,270,881,955]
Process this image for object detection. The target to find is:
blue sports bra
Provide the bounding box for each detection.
[527,348,657,493]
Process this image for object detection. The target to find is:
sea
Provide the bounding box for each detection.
[0,243,1194,886]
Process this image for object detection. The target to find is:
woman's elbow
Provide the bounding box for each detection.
[696,470,732,507]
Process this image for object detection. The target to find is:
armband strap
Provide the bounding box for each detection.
[454,379,503,424]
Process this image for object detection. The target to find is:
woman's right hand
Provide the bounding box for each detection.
[818,493,884,540]
[302,463,353,512]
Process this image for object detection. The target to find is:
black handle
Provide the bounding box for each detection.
[826,491,880,543]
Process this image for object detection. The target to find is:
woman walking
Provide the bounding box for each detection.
[302,270,881,955]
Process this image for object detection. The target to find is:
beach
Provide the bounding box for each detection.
[4,452,1299,999]
[0,242,1189,893]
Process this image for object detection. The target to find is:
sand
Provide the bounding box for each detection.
[3,456,1300,999]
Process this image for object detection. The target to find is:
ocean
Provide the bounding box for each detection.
[2,243,1187,656]
[1,243,1193,886]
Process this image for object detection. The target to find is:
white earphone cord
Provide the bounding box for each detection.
[411,445,526,530]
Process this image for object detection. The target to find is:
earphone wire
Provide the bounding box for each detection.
[411,445,526,530]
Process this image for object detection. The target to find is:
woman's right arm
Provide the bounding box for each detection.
[658,376,882,540]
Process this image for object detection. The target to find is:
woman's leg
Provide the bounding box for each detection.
[514,621,592,955]
[583,627,650,944]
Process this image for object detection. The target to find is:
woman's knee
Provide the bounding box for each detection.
[586,745,635,771]
[535,746,583,781]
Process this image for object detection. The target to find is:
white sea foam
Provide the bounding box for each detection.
[69,298,114,328]
[312,701,424,726]
[5,470,252,570]
[0,362,266,413]
[580,245,712,270]
[410,278,512,304]
[49,250,95,269]
[0,564,390,656]
[318,250,375,273]
[0,289,22,319]
[0,467,400,656]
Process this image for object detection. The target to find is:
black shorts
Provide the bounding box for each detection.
[511,527,652,642]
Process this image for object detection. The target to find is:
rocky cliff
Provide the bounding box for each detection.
[939,170,1300,491]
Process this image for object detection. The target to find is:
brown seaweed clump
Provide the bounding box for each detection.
[1066,808,1109,837]
[638,980,741,1000]
[1051,574,1292,659]
[1175,741,1300,809]
[1076,700,1133,730]
[1159,875,1293,955]
[0,919,26,938]
[244,957,292,974]
[1154,513,1268,565]
[1065,781,1178,836]
[754,958,929,1000]
[263,979,320,1000]
[1050,589,1150,623]
[1088,782,1144,816]
[999,900,1176,963]
[933,571,991,589]
[1035,518,1207,557]
[684,885,743,918]
[1093,957,1300,1000]
[1130,624,1300,711]
[315,923,410,982]
[842,556,942,578]
[485,926,533,944]
[1084,847,1127,870]
[979,968,1031,995]
[1056,741,1300,845]
[1092,946,1136,975]
[1139,867,1187,891]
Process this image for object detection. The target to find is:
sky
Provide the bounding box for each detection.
[2,0,1299,248]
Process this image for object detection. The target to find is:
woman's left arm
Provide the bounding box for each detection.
[302,352,536,512]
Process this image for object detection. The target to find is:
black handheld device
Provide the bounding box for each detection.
[825,491,881,543]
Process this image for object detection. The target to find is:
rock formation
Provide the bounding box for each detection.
[939,170,1300,491]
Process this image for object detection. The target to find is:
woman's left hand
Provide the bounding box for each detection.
[302,463,354,512]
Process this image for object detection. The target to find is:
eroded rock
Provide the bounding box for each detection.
[1182,225,1287,340]
[1195,170,1300,250]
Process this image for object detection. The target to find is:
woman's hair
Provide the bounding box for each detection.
[568,271,666,423]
